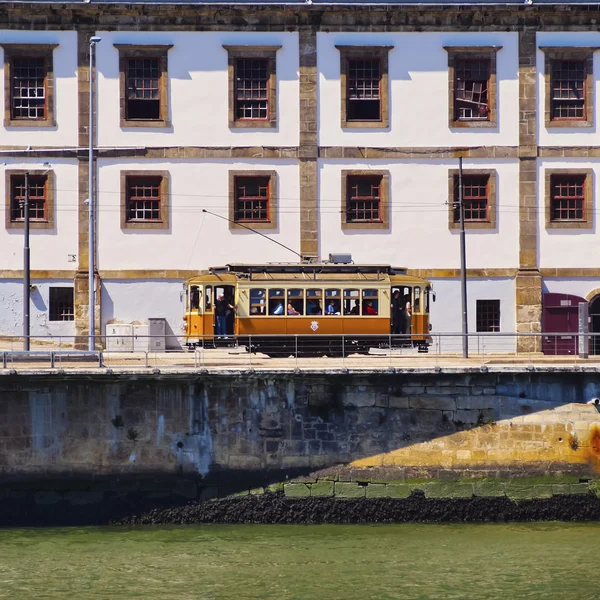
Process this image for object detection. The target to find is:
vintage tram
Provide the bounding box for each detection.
[183,261,433,356]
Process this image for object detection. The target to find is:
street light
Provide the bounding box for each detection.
[88,36,101,351]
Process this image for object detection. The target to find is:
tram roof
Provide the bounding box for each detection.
[218,263,408,275]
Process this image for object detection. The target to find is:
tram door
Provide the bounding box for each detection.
[391,286,412,335]
[590,296,600,355]
[214,285,237,336]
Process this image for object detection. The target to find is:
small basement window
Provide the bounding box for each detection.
[476,299,500,333]
[49,287,74,321]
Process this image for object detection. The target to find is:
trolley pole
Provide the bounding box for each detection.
[22,171,30,351]
[458,156,469,359]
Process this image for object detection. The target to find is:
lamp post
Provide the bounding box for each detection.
[458,156,469,359]
[22,172,30,351]
[88,36,101,351]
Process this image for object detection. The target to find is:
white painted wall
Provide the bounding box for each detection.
[542,278,600,300]
[96,159,300,270]
[0,30,78,147]
[317,31,519,148]
[538,159,600,269]
[0,160,80,271]
[318,159,520,269]
[429,277,516,352]
[95,31,299,147]
[537,32,600,147]
[0,279,75,339]
[101,280,185,349]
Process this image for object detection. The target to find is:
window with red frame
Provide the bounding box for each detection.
[476,300,500,333]
[10,175,47,221]
[126,57,161,120]
[455,58,490,121]
[11,56,47,120]
[550,60,585,120]
[550,174,586,221]
[126,176,162,221]
[346,175,382,222]
[453,175,489,222]
[347,58,381,121]
[235,58,269,121]
[234,176,270,222]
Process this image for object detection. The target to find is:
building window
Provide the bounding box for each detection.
[234,175,271,222]
[542,47,595,128]
[1,43,57,127]
[5,170,55,230]
[10,175,47,221]
[228,170,277,230]
[49,287,74,321]
[544,169,593,230]
[453,175,490,223]
[346,175,382,222]
[235,58,270,121]
[445,46,501,128]
[341,170,389,230]
[448,169,497,230]
[224,45,280,129]
[550,60,585,121]
[115,44,172,128]
[476,300,500,333]
[336,45,393,129]
[454,59,490,121]
[120,171,169,230]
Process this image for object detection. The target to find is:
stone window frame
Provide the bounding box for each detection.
[544,168,593,230]
[120,170,170,230]
[341,170,390,230]
[223,45,280,129]
[445,46,502,129]
[540,46,599,129]
[447,169,497,230]
[336,45,393,130]
[1,43,58,128]
[114,44,173,129]
[5,169,55,230]
[228,170,278,230]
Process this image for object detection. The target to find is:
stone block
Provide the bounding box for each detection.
[455,396,494,411]
[344,393,375,407]
[334,482,366,498]
[284,483,310,497]
[409,397,456,411]
[423,483,473,499]
[570,483,591,495]
[473,480,506,498]
[389,397,409,409]
[386,484,414,498]
[366,483,388,498]
[266,482,284,494]
[250,487,265,496]
[311,481,334,497]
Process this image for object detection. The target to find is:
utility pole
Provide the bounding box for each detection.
[88,36,101,351]
[458,156,469,358]
[22,172,30,351]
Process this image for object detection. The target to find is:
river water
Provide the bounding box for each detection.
[0,523,598,599]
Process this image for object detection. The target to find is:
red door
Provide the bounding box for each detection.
[542,293,585,355]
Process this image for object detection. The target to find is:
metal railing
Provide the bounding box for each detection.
[0,332,598,371]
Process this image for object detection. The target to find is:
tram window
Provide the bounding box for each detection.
[425,287,430,314]
[306,289,323,315]
[250,289,266,315]
[287,289,304,315]
[205,286,213,312]
[190,286,200,311]
[362,289,378,315]
[325,289,341,315]
[414,287,421,313]
[344,289,361,315]
[268,289,285,315]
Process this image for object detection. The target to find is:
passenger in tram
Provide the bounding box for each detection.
[349,300,360,315]
[363,300,377,315]
[287,301,301,315]
[404,296,412,335]
[215,294,235,337]
[391,290,405,334]
[272,302,284,315]
[327,299,340,315]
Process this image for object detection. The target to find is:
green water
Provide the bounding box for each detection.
[0,524,598,599]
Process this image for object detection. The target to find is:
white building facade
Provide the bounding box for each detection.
[0,1,598,351]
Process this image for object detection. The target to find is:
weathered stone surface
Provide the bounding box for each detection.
[311,481,334,497]
[284,483,310,497]
[386,484,414,498]
[334,482,366,498]
[424,483,474,499]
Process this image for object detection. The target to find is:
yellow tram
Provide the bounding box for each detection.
[183,261,433,355]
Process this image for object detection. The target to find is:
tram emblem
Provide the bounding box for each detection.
[310,321,319,332]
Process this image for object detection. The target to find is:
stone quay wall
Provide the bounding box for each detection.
[0,370,599,523]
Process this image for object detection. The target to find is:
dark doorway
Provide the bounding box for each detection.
[590,296,600,355]
[542,292,585,355]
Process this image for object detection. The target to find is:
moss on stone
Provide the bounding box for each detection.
[284,483,310,498]
[386,484,414,498]
[473,480,506,498]
[365,484,388,498]
[311,481,334,497]
[424,483,474,499]
[334,482,365,498]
